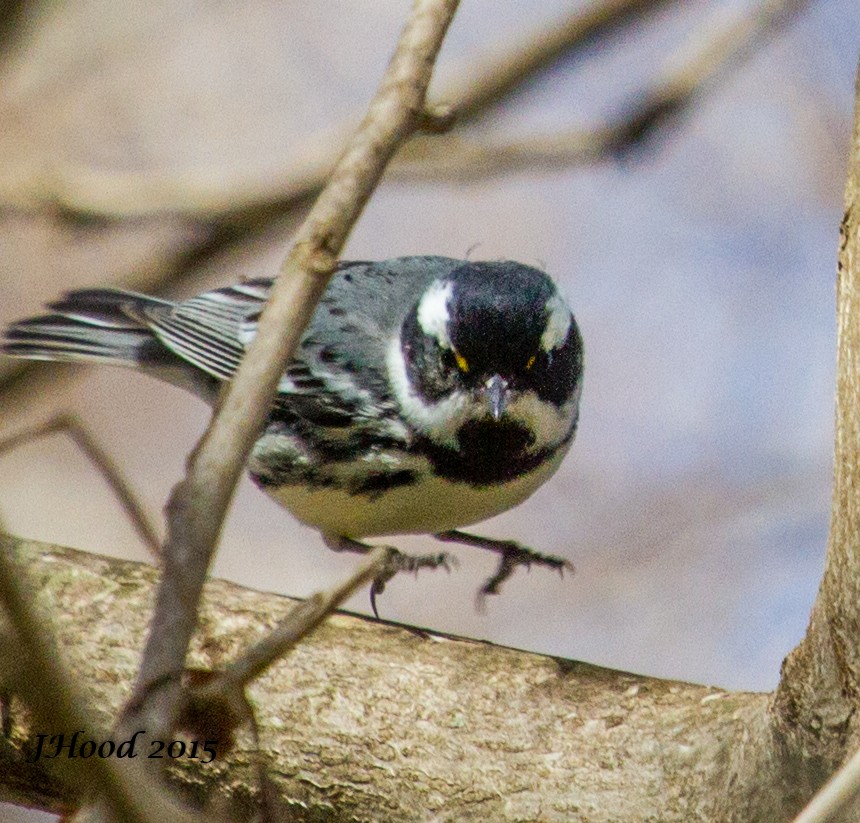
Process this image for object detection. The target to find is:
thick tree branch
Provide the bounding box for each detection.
[774,64,860,765]
[0,537,201,823]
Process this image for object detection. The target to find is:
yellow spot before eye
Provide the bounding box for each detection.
[454,350,469,373]
[525,354,537,370]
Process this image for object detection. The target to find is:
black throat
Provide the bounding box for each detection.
[418,418,560,486]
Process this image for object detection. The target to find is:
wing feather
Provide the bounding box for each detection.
[138,281,274,382]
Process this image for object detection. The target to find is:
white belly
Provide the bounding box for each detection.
[261,447,568,538]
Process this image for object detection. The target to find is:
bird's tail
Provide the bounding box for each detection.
[2,288,174,369]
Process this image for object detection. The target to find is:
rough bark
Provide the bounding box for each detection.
[0,539,761,822]
[2,65,860,823]
[771,62,860,808]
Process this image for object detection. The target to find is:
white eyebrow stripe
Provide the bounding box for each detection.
[541,291,572,351]
[416,280,453,347]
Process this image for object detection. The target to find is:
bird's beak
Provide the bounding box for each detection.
[484,374,510,421]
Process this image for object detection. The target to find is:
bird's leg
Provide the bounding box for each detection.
[434,530,573,600]
[323,535,454,617]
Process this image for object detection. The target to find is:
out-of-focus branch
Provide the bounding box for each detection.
[119,0,459,752]
[0,0,30,55]
[0,414,160,556]
[9,0,808,216]
[9,0,674,219]
[791,744,860,823]
[0,536,201,823]
[439,0,675,122]
[393,0,812,179]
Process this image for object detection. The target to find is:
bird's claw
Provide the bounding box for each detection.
[479,542,574,602]
[369,546,456,618]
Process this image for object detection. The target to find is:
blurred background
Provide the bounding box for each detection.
[0,3,857,813]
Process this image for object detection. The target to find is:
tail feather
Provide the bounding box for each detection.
[3,289,168,367]
[46,288,170,329]
[3,317,154,366]
[4,288,225,400]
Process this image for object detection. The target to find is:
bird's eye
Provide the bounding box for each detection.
[525,354,537,371]
[441,347,469,374]
[454,350,469,373]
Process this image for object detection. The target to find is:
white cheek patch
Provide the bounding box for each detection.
[387,336,476,448]
[541,291,572,352]
[507,383,581,452]
[416,279,454,348]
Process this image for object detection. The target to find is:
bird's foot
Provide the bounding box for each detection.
[434,530,573,603]
[324,535,455,617]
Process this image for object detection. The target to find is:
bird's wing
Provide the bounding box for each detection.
[140,257,462,438]
[280,257,462,432]
[135,270,392,434]
[135,280,269,382]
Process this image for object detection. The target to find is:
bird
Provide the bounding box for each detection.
[2,256,584,607]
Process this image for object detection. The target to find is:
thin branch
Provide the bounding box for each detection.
[119,0,460,749]
[393,0,813,180]
[791,744,860,823]
[203,547,388,693]
[0,414,160,556]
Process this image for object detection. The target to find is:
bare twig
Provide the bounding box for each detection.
[0,413,160,556]
[202,547,388,694]
[0,536,201,823]
[394,0,812,179]
[790,744,860,823]
[119,0,460,750]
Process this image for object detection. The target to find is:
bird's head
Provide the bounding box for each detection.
[389,261,583,457]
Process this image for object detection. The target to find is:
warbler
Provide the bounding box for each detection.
[3,256,583,602]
